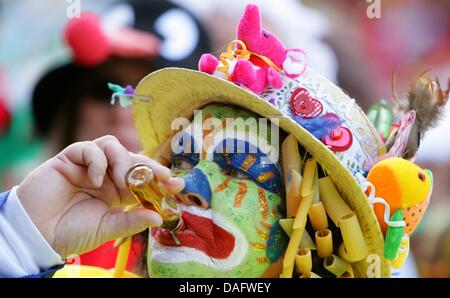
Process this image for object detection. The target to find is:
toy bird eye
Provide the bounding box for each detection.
[263,31,269,38]
[418,172,426,182]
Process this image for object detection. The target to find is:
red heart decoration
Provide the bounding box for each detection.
[290,88,323,118]
[321,113,353,152]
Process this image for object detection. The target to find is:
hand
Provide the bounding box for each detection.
[16,135,184,259]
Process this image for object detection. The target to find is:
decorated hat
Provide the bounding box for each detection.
[128,4,440,277]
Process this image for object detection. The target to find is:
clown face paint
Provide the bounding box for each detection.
[148,104,286,277]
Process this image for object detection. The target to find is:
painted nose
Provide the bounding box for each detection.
[180,168,212,209]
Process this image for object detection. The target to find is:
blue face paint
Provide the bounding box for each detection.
[181,168,212,205]
[212,139,282,194]
[266,220,289,263]
[174,137,282,194]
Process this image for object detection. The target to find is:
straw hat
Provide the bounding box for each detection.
[130,5,390,277]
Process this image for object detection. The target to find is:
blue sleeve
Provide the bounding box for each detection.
[22,264,66,278]
[0,190,9,208]
[0,188,65,278]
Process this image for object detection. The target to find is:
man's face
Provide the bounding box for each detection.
[147,104,286,277]
[75,59,151,153]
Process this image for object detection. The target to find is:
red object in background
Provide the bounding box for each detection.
[74,237,145,271]
[63,12,159,67]
[0,98,10,135]
[64,13,110,67]
[0,66,10,135]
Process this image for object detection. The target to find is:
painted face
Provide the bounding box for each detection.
[148,104,288,277]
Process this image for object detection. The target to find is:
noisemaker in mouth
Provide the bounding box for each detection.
[126,164,185,238]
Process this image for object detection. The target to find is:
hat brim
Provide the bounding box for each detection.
[133,67,390,277]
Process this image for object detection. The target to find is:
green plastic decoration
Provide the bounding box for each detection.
[366,99,393,140]
[384,209,405,260]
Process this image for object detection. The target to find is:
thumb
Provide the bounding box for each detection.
[97,208,162,242]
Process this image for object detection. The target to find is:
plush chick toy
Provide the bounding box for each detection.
[367,157,432,236]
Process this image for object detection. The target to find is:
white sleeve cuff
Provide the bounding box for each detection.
[0,187,64,277]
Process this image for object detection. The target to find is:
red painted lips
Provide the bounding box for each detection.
[151,211,236,259]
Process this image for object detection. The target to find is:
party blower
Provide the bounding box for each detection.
[125,164,185,238]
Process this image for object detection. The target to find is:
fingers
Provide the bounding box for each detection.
[130,153,172,182]
[131,152,185,194]
[94,135,133,190]
[98,208,162,243]
[164,177,185,194]
[93,136,184,194]
[57,135,183,205]
[58,141,108,187]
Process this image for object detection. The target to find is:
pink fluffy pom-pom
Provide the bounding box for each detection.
[232,60,267,94]
[198,53,219,74]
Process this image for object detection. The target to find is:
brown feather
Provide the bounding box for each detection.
[406,75,448,134]
[387,73,449,159]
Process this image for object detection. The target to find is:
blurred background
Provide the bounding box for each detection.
[0,0,449,277]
